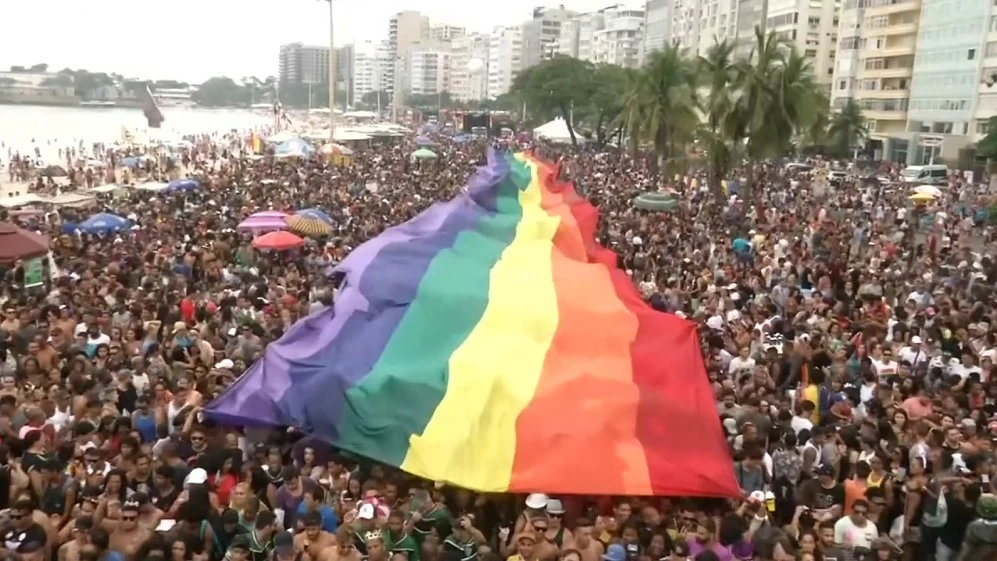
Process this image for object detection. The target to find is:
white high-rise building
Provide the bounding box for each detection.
[487,26,523,99]
[556,5,646,68]
[521,6,578,69]
[669,0,738,56]
[592,6,646,67]
[352,40,392,104]
[388,10,430,95]
[450,33,491,102]
[410,45,452,95]
[431,24,466,42]
[641,0,673,65]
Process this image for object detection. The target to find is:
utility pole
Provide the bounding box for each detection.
[324,0,336,141]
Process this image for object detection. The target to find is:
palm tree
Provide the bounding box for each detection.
[726,27,822,196]
[827,98,868,158]
[699,39,740,202]
[623,45,700,174]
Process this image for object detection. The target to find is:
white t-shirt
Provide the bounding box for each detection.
[834,516,878,549]
[872,358,899,378]
[899,346,928,366]
[791,415,814,436]
[728,357,756,376]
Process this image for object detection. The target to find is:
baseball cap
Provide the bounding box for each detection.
[274,531,295,555]
[357,503,376,520]
[816,464,835,477]
[185,468,208,486]
[603,544,626,561]
[911,335,922,344]
[230,535,251,551]
[214,358,235,370]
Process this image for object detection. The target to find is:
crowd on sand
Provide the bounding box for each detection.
[3,131,997,561]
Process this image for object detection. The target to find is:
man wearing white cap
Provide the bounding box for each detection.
[898,336,928,367]
[502,494,548,557]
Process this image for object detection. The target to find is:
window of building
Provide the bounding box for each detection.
[863,80,878,90]
[969,49,977,60]
[978,120,990,134]
[991,15,997,32]
[838,80,847,90]
[865,58,885,70]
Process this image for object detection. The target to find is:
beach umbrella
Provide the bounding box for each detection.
[909,192,936,203]
[285,215,333,237]
[121,157,142,168]
[296,208,333,225]
[252,231,304,251]
[411,148,437,161]
[248,210,290,219]
[237,216,288,231]
[78,213,129,234]
[40,165,68,178]
[0,223,49,265]
[415,136,435,146]
[164,178,199,194]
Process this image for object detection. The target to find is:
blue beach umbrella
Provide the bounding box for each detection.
[121,157,142,168]
[296,208,333,225]
[165,178,199,194]
[78,213,129,234]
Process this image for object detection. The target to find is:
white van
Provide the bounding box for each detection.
[900,165,948,184]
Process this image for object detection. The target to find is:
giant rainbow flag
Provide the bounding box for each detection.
[207,150,739,497]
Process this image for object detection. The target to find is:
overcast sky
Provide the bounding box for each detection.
[2,0,622,83]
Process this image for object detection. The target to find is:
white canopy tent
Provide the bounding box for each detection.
[533,118,580,144]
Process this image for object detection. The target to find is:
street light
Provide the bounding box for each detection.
[322,0,336,142]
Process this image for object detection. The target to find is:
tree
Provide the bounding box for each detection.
[622,45,700,173]
[586,64,632,144]
[718,27,821,197]
[28,63,48,73]
[510,56,593,146]
[41,74,74,88]
[194,77,247,106]
[359,90,392,109]
[826,98,867,158]
[698,39,740,202]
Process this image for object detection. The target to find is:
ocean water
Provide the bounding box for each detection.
[0,105,270,159]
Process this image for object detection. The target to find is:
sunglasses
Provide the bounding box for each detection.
[122,516,138,522]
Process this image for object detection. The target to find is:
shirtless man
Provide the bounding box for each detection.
[108,501,150,560]
[323,527,363,561]
[571,520,604,561]
[295,511,337,561]
[131,493,163,532]
[58,516,93,561]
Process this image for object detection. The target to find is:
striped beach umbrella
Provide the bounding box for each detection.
[285,215,333,237]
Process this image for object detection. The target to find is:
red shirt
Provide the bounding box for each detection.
[180,298,195,323]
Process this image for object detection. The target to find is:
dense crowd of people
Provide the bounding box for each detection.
[2,128,997,561]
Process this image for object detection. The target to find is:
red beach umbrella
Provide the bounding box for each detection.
[251,231,305,251]
[0,222,49,265]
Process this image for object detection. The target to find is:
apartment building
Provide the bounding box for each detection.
[831,0,919,159]
[763,0,839,87]
[556,4,646,67]
[487,26,523,99]
[352,40,392,103]
[670,0,739,56]
[278,43,330,85]
[431,24,466,42]
[450,33,491,102]
[410,45,452,96]
[641,0,673,65]
[388,11,431,95]
[974,7,997,142]
[521,6,578,69]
